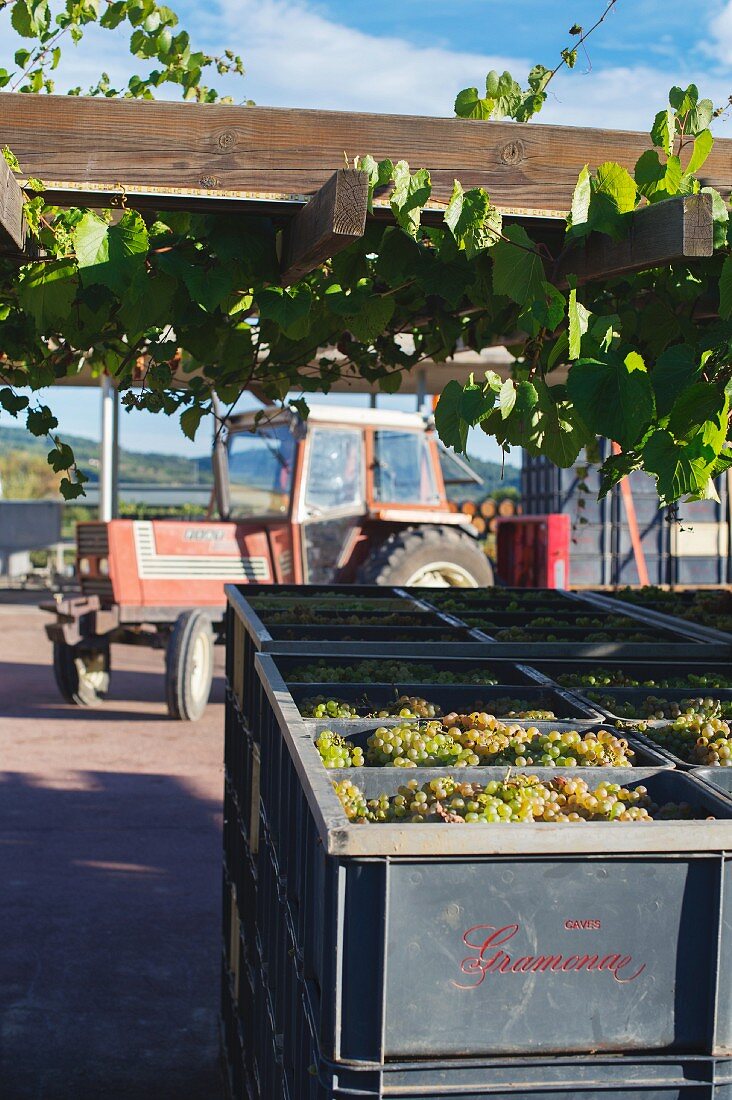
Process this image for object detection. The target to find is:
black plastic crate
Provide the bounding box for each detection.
[277,654,544,687]
[525,661,732,693]
[573,687,732,723]
[289,682,600,721]
[248,647,732,1064]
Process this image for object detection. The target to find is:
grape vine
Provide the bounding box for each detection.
[0,0,731,504]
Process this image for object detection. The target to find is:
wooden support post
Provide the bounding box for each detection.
[0,154,27,253]
[556,194,714,288]
[279,169,367,285]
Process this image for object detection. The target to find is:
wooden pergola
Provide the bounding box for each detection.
[0,94,725,522]
[0,93,722,280]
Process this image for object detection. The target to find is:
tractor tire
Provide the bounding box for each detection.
[165,610,214,721]
[53,641,111,706]
[358,525,494,588]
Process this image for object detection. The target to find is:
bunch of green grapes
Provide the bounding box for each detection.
[300,696,362,719]
[287,659,499,684]
[558,669,731,690]
[300,694,442,719]
[362,717,634,768]
[315,730,364,768]
[366,722,478,767]
[586,692,732,721]
[443,716,634,767]
[459,699,556,720]
[333,775,702,824]
[332,778,370,821]
[645,714,732,765]
[373,696,442,719]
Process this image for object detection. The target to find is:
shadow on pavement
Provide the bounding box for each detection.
[0,770,225,1100]
[0,664,225,719]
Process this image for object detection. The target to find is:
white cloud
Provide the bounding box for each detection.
[216,0,526,115]
[706,1,732,62]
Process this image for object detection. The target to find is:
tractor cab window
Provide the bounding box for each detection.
[228,425,296,517]
[305,428,364,512]
[373,431,440,505]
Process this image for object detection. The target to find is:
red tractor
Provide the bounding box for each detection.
[44,405,493,719]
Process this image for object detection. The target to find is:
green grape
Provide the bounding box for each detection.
[332,774,709,824]
[300,696,361,718]
[315,730,364,769]
[585,692,732,721]
[287,659,499,685]
[557,668,731,690]
[642,713,732,766]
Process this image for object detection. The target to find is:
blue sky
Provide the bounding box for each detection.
[2,0,732,463]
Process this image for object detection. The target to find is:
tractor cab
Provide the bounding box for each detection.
[215,406,462,585]
[45,404,492,721]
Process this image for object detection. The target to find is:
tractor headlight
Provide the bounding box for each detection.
[79,557,91,575]
[98,557,110,576]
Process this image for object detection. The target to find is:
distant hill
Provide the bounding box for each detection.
[0,424,211,486]
[0,422,518,499]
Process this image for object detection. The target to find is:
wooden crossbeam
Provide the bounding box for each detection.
[2,93,731,218]
[0,153,27,253]
[279,169,367,284]
[556,194,714,287]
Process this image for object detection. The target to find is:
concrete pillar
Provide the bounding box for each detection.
[416,369,426,413]
[99,375,118,522]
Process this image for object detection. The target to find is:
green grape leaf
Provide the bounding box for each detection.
[491,224,545,304]
[180,405,205,441]
[567,351,655,450]
[569,164,591,230]
[568,287,590,359]
[345,295,395,344]
[498,378,517,419]
[686,129,714,176]
[643,428,712,503]
[668,382,727,438]
[47,442,75,472]
[719,256,732,320]
[435,379,468,451]
[74,210,149,293]
[701,186,728,249]
[651,345,701,416]
[0,388,29,416]
[17,259,78,331]
[599,450,641,498]
[257,284,312,339]
[651,108,675,156]
[27,405,58,437]
[390,162,431,237]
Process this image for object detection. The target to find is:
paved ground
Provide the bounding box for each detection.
[0,594,227,1099]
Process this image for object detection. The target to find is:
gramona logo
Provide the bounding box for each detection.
[453,923,646,989]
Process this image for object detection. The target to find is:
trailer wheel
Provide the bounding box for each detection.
[358,525,494,588]
[53,641,111,706]
[165,610,214,721]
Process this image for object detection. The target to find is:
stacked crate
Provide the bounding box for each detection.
[522,447,731,586]
[222,584,732,1100]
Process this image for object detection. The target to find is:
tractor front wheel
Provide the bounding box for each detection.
[53,641,111,706]
[358,525,494,588]
[165,610,214,721]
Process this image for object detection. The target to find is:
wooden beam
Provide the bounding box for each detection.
[556,193,714,287]
[0,153,27,253]
[2,93,731,218]
[279,169,367,284]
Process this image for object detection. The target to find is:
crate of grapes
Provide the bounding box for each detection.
[229,641,732,1066]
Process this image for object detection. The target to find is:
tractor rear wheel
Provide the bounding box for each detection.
[165,610,214,721]
[358,525,494,588]
[53,641,111,706]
